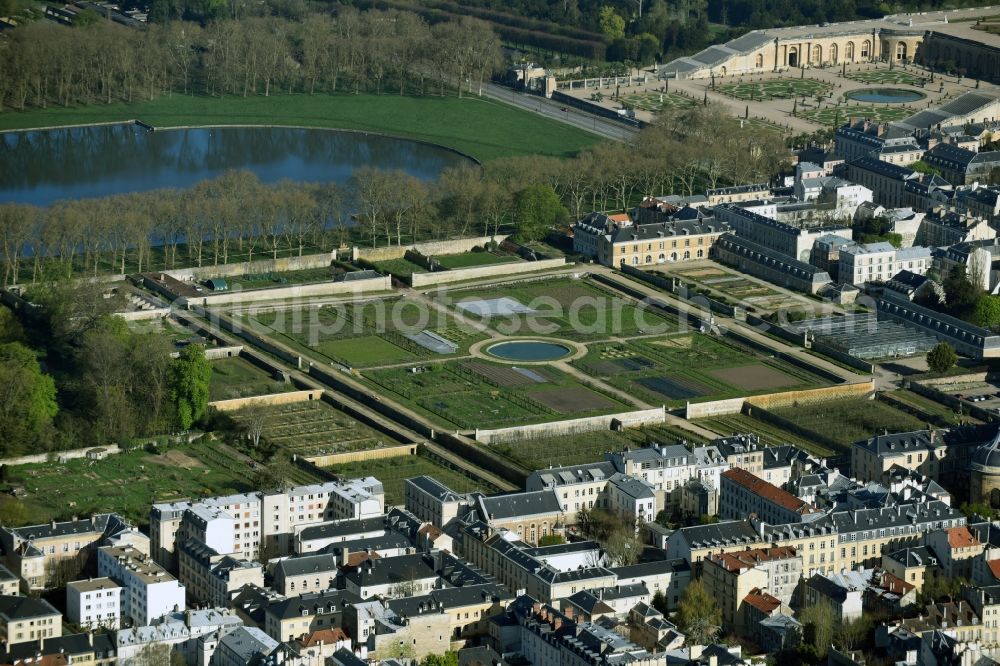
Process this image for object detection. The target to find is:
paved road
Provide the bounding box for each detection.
[482,82,638,143]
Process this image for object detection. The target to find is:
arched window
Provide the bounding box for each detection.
[697,249,704,258]
[811,44,822,64]
[992,488,1000,509]
[658,253,665,263]
[670,252,677,261]
[861,39,871,58]
[787,47,799,67]
[632,256,638,266]
[829,43,838,64]
[755,53,764,68]
[683,250,691,260]
[645,255,652,264]
[845,41,855,61]
[896,42,907,61]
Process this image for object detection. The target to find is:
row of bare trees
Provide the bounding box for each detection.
[0,107,789,286]
[0,7,501,111]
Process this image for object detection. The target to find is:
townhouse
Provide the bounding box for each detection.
[475,491,564,545]
[883,545,941,591]
[0,596,61,647]
[263,589,361,643]
[404,476,474,529]
[925,526,985,579]
[702,547,800,635]
[572,213,729,268]
[176,538,264,608]
[838,241,932,285]
[343,553,439,600]
[714,203,851,262]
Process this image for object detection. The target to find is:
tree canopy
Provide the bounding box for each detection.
[675,579,721,645]
[0,342,58,456]
[514,184,569,243]
[169,344,212,430]
[927,342,957,374]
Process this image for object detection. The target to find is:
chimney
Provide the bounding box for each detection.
[562,606,574,619]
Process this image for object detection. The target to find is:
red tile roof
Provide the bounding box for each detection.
[988,559,1000,581]
[708,546,798,573]
[722,467,819,515]
[743,588,781,614]
[301,628,349,648]
[609,213,631,222]
[946,526,981,549]
[876,570,915,596]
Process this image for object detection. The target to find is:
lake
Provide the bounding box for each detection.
[0,123,472,206]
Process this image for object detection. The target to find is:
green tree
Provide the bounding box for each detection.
[651,589,669,615]
[254,454,295,491]
[799,602,836,660]
[513,184,568,243]
[676,579,721,645]
[926,342,957,374]
[0,342,58,457]
[169,344,212,429]
[971,295,1000,330]
[943,265,981,319]
[908,160,942,177]
[421,652,459,666]
[538,534,565,546]
[959,502,996,519]
[599,6,626,40]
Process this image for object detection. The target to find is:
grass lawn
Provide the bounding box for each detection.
[209,356,292,401]
[5,443,252,527]
[770,397,925,448]
[0,94,602,162]
[373,258,428,278]
[322,335,416,367]
[325,453,495,504]
[446,277,677,341]
[435,252,521,269]
[224,267,336,291]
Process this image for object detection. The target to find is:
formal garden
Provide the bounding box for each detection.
[248,299,487,368]
[717,78,832,100]
[574,333,829,408]
[362,360,628,430]
[798,102,915,126]
[619,92,697,112]
[842,69,929,86]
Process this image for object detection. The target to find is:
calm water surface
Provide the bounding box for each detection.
[0,123,471,206]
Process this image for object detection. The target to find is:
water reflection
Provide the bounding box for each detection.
[0,124,471,205]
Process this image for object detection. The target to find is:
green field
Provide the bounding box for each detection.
[210,356,292,401]
[326,453,496,505]
[575,333,827,407]
[229,400,396,459]
[490,423,708,469]
[446,277,677,341]
[769,397,925,448]
[0,94,601,162]
[717,78,832,100]
[5,443,253,526]
[364,360,628,429]
[249,299,487,368]
[435,252,521,269]
[374,258,429,278]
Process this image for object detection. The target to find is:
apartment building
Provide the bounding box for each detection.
[177,538,264,608]
[664,521,766,575]
[150,479,385,569]
[97,545,185,627]
[838,241,932,285]
[213,626,281,666]
[264,589,361,643]
[343,553,440,600]
[272,554,339,596]
[114,608,243,664]
[0,596,61,646]
[702,547,800,635]
[882,545,940,592]
[404,476,473,529]
[0,566,19,597]
[66,578,123,630]
[926,526,985,579]
[525,463,659,525]
[0,514,144,591]
[606,444,697,495]
[714,203,851,261]
[475,491,564,545]
[719,468,823,525]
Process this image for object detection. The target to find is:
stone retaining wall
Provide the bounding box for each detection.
[356,236,508,262]
[208,389,323,412]
[474,407,666,445]
[181,275,392,307]
[0,444,123,467]
[302,443,418,467]
[409,258,567,287]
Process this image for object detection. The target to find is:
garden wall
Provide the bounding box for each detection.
[684,397,746,419]
[165,251,337,281]
[355,235,509,263]
[208,389,323,412]
[810,341,876,374]
[473,407,666,445]
[742,403,844,454]
[203,346,244,360]
[182,275,392,307]
[909,381,998,423]
[0,444,123,467]
[434,432,528,487]
[409,258,567,287]
[303,443,418,467]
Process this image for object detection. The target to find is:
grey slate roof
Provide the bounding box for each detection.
[266,589,361,621]
[0,595,60,620]
[274,553,339,578]
[479,490,563,521]
[676,520,760,550]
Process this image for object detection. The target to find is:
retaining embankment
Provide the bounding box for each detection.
[683,380,876,419]
[302,443,418,467]
[356,236,508,263]
[0,444,123,467]
[180,275,391,307]
[207,389,323,412]
[474,407,667,445]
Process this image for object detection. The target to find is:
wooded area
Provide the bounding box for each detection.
[0,8,501,111]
